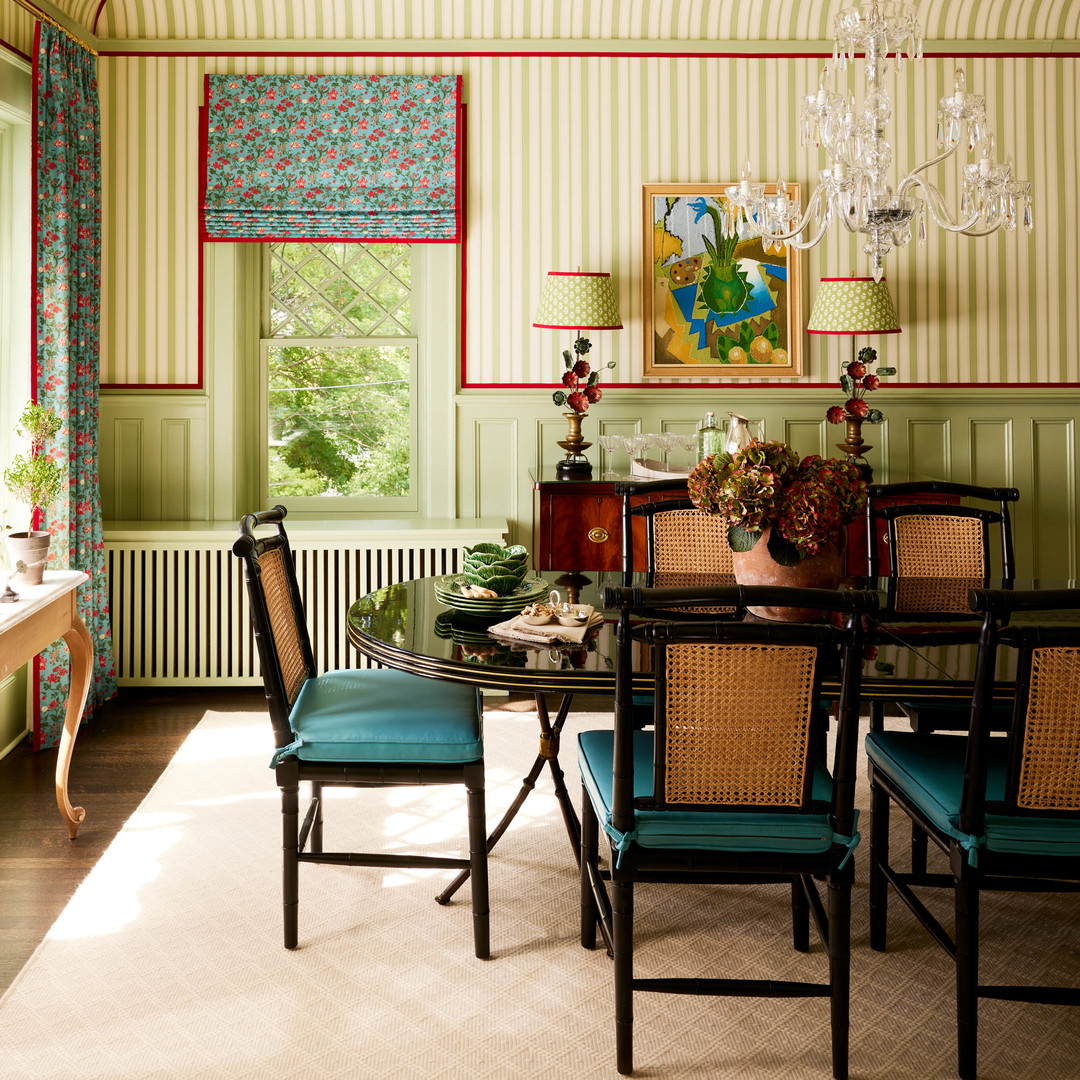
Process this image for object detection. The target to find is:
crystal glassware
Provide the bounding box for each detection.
[597,434,621,479]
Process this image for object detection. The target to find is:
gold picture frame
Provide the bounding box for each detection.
[643,183,803,378]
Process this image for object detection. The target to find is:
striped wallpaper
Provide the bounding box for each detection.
[44,1,1080,45]
[97,50,1075,388]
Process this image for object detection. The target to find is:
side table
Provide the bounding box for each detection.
[0,570,93,838]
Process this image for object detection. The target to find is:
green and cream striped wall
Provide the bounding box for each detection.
[41,0,1080,44]
[96,50,1075,387]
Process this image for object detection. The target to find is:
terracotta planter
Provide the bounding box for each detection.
[5,531,52,586]
[731,525,842,621]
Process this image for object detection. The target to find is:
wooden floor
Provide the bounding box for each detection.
[0,686,264,995]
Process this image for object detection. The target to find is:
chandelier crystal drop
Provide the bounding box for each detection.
[725,0,1033,281]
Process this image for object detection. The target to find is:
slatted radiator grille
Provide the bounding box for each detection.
[104,537,483,686]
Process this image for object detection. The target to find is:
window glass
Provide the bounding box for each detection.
[262,243,416,510]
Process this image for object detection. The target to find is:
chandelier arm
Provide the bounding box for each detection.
[755,208,833,250]
[897,173,980,233]
[895,142,963,194]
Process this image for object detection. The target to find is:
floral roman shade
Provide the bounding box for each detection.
[201,74,462,242]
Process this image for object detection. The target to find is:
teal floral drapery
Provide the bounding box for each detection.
[201,73,462,242]
[32,23,115,750]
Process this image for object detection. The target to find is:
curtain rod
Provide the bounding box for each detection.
[11,0,98,56]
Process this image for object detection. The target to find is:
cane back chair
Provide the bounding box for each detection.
[578,583,875,1078]
[233,506,489,957]
[866,481,1020,735]
[866,586,1080,1079]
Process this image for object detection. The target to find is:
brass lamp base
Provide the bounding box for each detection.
[836,415,872,460]
[556,411,592,475]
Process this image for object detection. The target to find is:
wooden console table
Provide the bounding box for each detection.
[0,570,93,838]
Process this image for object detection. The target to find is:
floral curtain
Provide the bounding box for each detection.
[32,23,116,750]
[201,74,462,242]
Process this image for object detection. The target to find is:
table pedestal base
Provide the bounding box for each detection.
[435,691,581,906]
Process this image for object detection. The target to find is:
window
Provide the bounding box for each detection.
[261,242,418,512]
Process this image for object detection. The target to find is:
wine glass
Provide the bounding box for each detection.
[676,432,699,470]
[623,434,650,468]
[597,434,621,479]
[654,432,679,471]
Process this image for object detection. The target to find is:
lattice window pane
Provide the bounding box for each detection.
[268,243,413,337]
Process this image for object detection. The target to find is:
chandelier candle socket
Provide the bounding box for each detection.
[807,276,901,461]
[533,270,623,475]
[722,1,1032,280]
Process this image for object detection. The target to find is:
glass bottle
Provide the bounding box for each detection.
[697,411,724,461]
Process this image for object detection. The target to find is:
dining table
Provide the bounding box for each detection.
[346,569,1074,900]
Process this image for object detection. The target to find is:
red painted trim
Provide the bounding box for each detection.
[204,234,459,243]
[543,270,612,278]
[531,322,623,330]
[100,381,203,390]
[461,379,1080,390]
[95,48,1080,61]
[818,276,886,282]
[0,35,31,62]
[91,0,109,37]
[459,102,468,392]
[30,22,42,748]
[806,328,902,335]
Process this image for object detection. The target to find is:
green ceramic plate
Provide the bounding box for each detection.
[432,574,548,614]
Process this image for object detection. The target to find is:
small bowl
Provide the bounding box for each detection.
[519,611,554,625]
[556,607,591,627]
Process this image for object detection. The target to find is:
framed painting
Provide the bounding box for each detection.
[643,183,802,377]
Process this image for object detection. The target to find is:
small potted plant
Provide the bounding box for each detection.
[3,402,64,585]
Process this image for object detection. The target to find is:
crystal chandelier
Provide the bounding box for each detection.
[724,1,1033,281]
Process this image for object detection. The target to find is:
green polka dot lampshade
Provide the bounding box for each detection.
[806,277,902,335]
[532,271,623,330]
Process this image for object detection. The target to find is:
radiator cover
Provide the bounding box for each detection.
[104,521,508,686]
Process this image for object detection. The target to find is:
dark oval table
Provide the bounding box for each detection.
[346,571,1071,900]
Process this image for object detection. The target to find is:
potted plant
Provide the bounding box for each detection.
[687,439,866,617]
[3,402,64,586]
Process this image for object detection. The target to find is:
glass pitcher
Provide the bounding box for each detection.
[723,413,759,456]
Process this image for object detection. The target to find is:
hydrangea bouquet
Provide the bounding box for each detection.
[687,439,866,566]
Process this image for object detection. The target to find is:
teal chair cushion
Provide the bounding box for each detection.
[578,729,853,860]
[865,731,1080,862]
[279,668,482,765]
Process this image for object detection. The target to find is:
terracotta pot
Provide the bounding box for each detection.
[5,531,52,586]
[730,525,842,621]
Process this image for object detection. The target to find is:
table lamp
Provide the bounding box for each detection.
[533,270,622,475]
[806,276,901,461]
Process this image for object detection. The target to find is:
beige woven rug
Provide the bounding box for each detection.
[1,699,1077,1080]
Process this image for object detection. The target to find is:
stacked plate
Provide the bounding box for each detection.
[432,573,549,614]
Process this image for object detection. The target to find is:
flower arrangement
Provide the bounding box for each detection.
[551,337,615,415]
[824,345,895,426]
[687,438,866,566]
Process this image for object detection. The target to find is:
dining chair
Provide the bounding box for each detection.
[232,506,490,957]
[866,586,1080,1080]
[578,582,875,1078]
[866,481,1020,734]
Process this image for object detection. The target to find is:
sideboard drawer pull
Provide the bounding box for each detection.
[588,527,610,544]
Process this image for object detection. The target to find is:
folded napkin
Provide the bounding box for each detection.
[487,606,604,645]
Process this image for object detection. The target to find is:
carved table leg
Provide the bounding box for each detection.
[55,613,93,839]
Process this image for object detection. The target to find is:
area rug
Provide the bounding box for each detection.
[1,700,1076,1080]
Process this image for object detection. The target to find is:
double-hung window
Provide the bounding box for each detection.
[260,242,417,513]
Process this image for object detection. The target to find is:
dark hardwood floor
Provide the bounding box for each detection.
[0,686,265,994]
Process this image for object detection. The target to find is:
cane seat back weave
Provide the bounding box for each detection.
[233,505,490,958]
[865,587,1080,1080]
[660,641,816,807]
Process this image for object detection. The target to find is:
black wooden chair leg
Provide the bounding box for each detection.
[828,874,852,1080]
[792,875,810,952]
[911,820,929,877]
[280,770,300,951]
[956,876,980,1080]
[309,780,324,852]
[465,763,490,959]
[613,879,634,1076]
[580,785,599,949]
[869,771,889,952]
